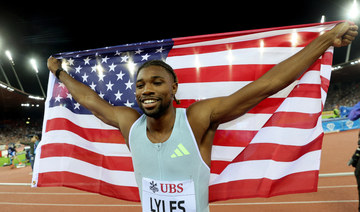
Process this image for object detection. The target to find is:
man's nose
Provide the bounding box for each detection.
[142,84,155,95]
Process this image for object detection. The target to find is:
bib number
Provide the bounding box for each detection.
[142,178,196,212]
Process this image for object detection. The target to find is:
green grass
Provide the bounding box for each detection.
[0,151,31,167]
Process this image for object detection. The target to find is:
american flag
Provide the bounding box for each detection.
[32,21,339,202]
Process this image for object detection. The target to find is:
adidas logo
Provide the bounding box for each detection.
[171,143,190,158]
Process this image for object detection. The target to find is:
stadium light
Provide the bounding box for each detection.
[5,50,14,65]
[345,0,359,62]
[348,0,359,20]
[320,15,325,23]
[5,50,24,91]
[30,58,38,73]
[30,58,46,98]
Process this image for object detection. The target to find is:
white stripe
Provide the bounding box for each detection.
[251,117,323,146]
[211,146,245,162]
[46,106,117,130]
[320,64,332,81]
[210,200,358,206]
[209,150,321,185]
[321,88,328,105]
[177,80,299,100]
[167,47,302,69]
[38,157,137,187]
[173,24,336,49]
[43,130,131,157]
[218,113,270,131]
[276,97,322,113]
[299,71,320,84]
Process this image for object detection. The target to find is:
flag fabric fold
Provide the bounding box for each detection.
[32,21,339,202]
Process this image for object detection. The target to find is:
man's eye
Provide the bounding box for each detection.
[136,84,144,88]
[154,81,163,86]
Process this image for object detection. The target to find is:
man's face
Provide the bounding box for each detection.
[135,65,177,118]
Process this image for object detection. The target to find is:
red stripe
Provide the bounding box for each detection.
[211,134,324,175]
[263,112,322,129]
[172,21,341,47]
[232,133,323,163]
[170,32,320,57]
[175,64,274,83]
[40,143,134,171]
[46,118,125,144]
[175,98,285,114]
[213,130,257,147]
[322,51,334,66]
[320,76,330,93]
[208,170,319,202]
[288,84,321,98]
[37,171,140,202]
[174,58,327,84]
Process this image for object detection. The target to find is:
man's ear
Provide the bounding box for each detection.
[172,82,178,95]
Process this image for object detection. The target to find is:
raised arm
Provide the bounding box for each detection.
[188,22,358,130]
[47,57,140,143]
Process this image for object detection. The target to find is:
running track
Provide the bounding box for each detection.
[0,129,358,212]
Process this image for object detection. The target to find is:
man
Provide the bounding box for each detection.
[21,135,40,174]
[48,22,358,212]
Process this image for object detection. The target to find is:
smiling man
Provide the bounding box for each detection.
[47,22,358,212]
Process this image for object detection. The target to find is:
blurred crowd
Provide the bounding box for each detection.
[324,81,360,111]
[0,118,42,145]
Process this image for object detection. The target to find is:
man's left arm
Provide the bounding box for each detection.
[200,22,358,125]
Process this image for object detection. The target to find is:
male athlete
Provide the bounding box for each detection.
[48,22,358,212]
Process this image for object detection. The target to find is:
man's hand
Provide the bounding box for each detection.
[330,22,358,47]
[47,57,62,74]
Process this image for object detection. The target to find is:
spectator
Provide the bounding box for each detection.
[7,144,21,169]
[21,135,40,173]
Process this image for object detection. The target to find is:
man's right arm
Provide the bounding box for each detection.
[47,57,140,143]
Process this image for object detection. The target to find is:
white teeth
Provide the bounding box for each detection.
[144,100,156,104]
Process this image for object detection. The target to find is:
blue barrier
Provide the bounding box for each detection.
[322,118,360,133]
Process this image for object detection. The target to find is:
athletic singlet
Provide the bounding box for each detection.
[129,108,210,212]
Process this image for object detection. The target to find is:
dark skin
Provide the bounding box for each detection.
[48,22,358,167]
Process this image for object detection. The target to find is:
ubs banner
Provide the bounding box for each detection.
[322,118,360,133]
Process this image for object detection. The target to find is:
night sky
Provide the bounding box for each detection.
[0,1,359,96]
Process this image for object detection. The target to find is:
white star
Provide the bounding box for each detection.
[124,100,134,108]
[82,73,89,82]
[114,90,123,101]
[141,53,150,61]
[74,102,81,110]
[84,57,91,65]
[116,71,125,80]
[98,91,105,99]
[91,65,97,72]
[115,51,122,56]
[155,46,165,53]
[67,58,74,66]
[125,79,133,90]
[101,56,110,63]
[106,81,114,91]
[135,49,144,54]
[75,65,82,73]
[55,94,63,102]
[108,63,117,72]
[58,82,65,88]
[89,82,97,90]
[66,92,72,100]
[98,73,106,81]
[121,55,129,62]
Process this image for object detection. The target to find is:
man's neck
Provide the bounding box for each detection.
[146,107,177,142]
